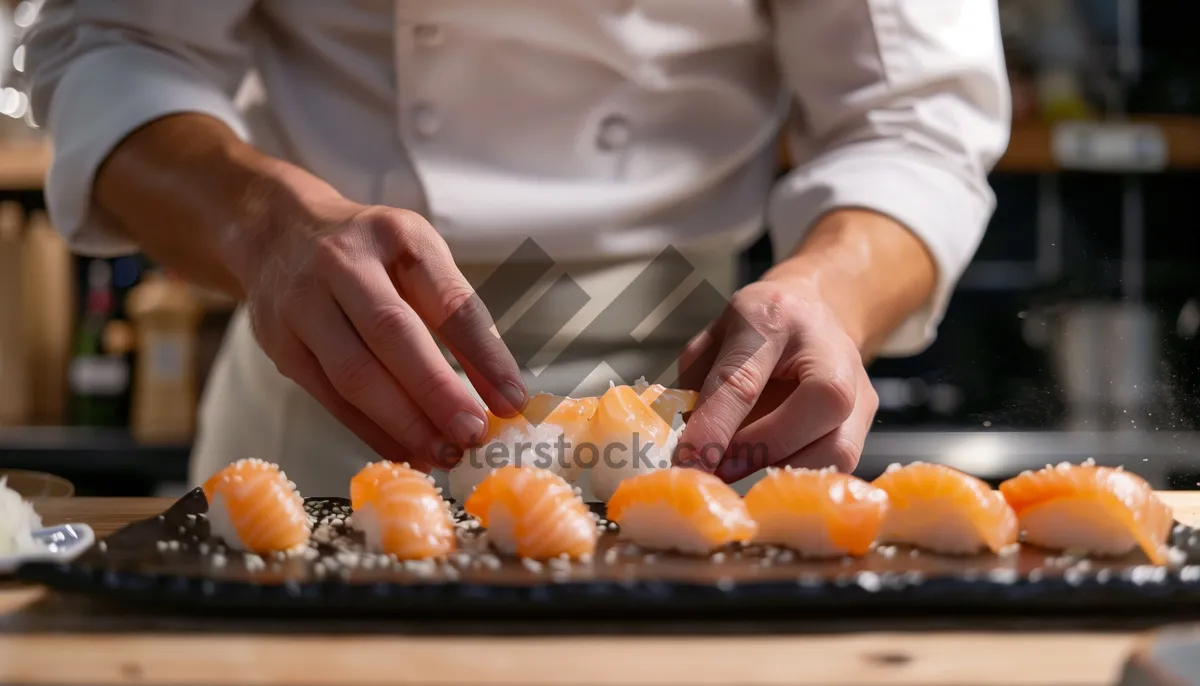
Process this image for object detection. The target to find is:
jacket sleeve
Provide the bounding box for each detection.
[21,1,257,256]
[767,0,1011,355]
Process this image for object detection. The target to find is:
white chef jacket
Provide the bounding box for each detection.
[19,1,1010,495]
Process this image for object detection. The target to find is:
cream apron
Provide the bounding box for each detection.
[188,252,745,500]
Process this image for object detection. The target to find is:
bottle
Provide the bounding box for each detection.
[127,271,203,444]
[0,201,29,425]
[68,259,131,426]
[22,211,73,424]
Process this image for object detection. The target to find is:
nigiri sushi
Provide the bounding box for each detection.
[999,461,1173,564]
[743,466,888,558]
[201,457,310,554]
[633,377,697,428]
[871,462,1018,555]
[447,393,594,502]
[464,465,597,560]
[606,467,757,555]
[350,460,456,560]
[588,384,684,502]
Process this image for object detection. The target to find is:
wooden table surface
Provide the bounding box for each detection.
[3,493,1200,686]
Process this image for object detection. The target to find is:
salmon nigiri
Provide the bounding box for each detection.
[464,465,597,560]
[633,377,698,428]
[999,460,1173,564]
[606,467,757,555]
[447,393,596,502]
[588,384,682,502]
[202,458,310,554]
[350,461,456,560]
[872,462,1018,555]
[744,466,889,558]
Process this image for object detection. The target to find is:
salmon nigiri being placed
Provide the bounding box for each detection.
[447,393,596,502]
[464,465,598,560]
[871,462,1018,555]
[202,458,311,554]
[350,461,456,560]
[588,384,688,503]
[606,467,757,555]
[743,466,889,558]
[999,460,1173,564]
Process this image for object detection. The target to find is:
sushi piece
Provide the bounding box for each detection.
[349,461,456,560]
[633,377,697,429]
[588,384,683,502]
[999,461,1173,564]
[464,465,597,560]
[201,458,310,554]
[871,462,1018,555]
[606,467,757,554]
[447,393,595,502]
[743,466,888,558]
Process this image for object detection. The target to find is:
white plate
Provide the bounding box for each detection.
[0,523,95,574]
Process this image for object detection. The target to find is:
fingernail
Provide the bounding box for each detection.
[501,381,527,414]
[450,411,486,447]
[429,441,462,470]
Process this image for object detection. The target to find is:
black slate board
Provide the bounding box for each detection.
[17,488,1200,618]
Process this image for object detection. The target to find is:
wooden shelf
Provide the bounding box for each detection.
[5,118,1200,193]
[0,139,50,191]
[997,116,1200,172]
[779,116,1200,174]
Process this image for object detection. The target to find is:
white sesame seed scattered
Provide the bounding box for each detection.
[244,554,266,572]
[210,554,227,568]
[710,552,726,563]
[155,541,168,552]
[856,572,882,592]
[716,577,735,592]
[1168,547,1187,566]
[876,545,897,559]
[521,558,544,573]
[987,568,1019,585]
[97,541,107,553]
[1027,569,1044,583]
[603,548,620,565]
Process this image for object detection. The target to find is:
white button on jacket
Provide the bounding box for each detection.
[22,0,1010,357]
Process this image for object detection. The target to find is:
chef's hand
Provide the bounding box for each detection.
[674,209,938,482]
[675,280,873,481]
[91,113,525,471]
[244,200,527,472]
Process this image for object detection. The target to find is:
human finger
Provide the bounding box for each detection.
[329,258,488,448]
[287,286,458,466]
[369,210,527,417]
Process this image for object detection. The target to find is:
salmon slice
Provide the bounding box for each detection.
[871,462,1018,555]
[447,393,596,501]
[606,467,757,554]
[999,460,1173,564]
[464,465,597,560]
[588,384,680,502]
[743,466,889,558]
[636,383,698,427]
[349,461,455,560]
[201,457,310,554]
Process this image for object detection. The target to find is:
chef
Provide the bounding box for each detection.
[20,1,1009,496]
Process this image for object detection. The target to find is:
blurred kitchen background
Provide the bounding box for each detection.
[1,0,1199,496]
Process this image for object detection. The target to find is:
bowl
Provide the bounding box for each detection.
[0,469,75,498]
